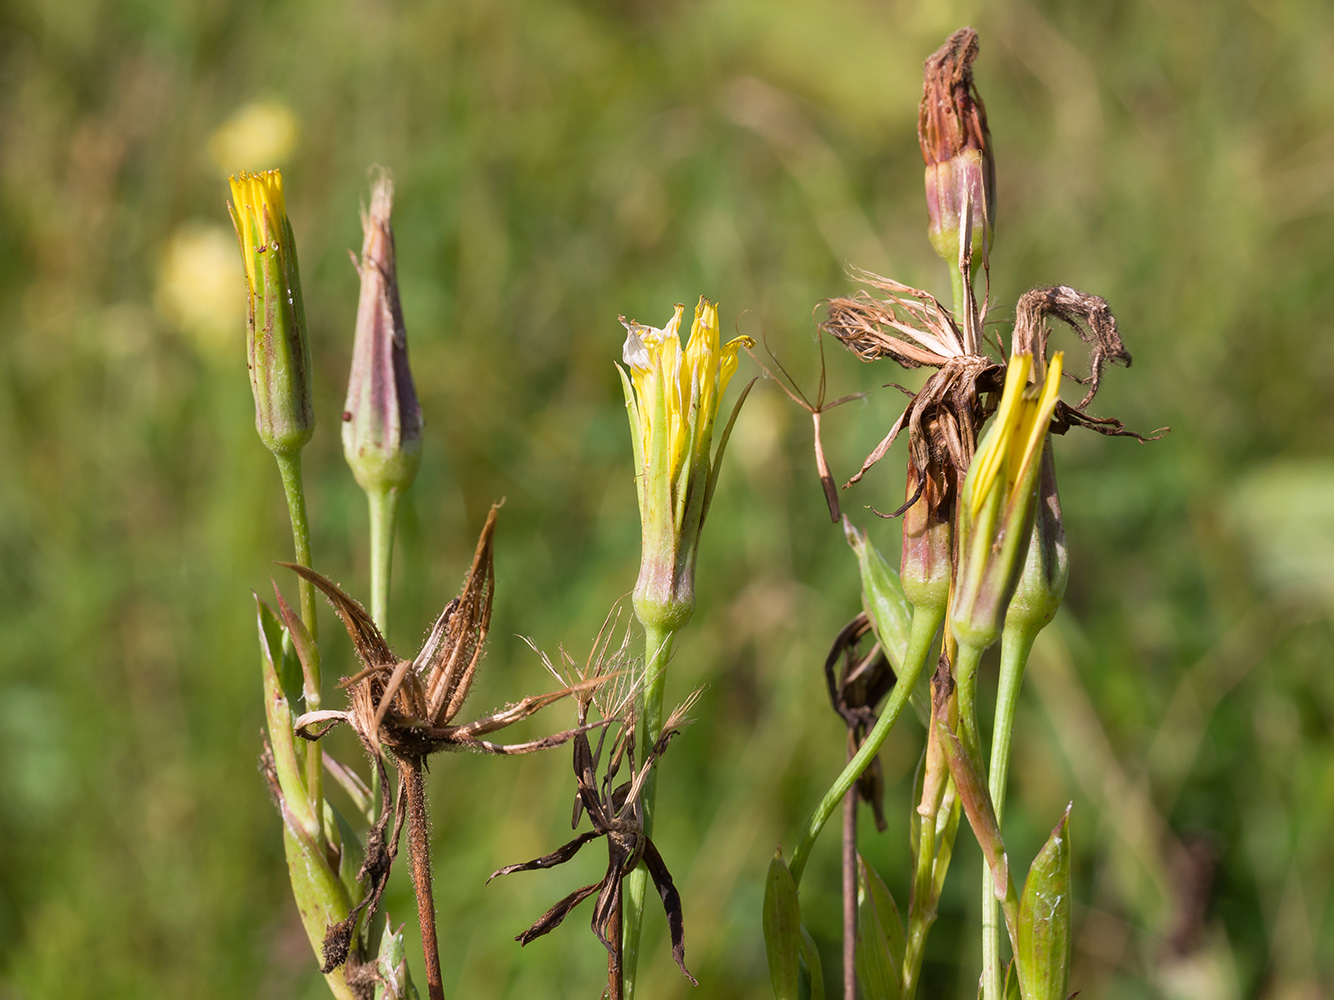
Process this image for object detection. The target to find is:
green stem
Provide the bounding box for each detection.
[790,606,942,885]
[275,450,322,836]
[621,622,675,1000]
[981,626,1037,1000]
[367,487,400,635]
[953,641,984,768]
[950,265,967,323]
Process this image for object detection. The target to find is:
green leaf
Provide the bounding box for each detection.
[855,857,903,1000]
[844,520,913,671]
[280,811,356,1000]
[1017,806,1072,1000]
[764,849,802,1000]
[256,596,316,836]
[1004,959,1022,1000]
[798,924,825,1000]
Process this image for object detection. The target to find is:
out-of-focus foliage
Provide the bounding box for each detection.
[1,0,1332,997]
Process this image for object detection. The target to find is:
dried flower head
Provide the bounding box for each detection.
[919,27,995,267]
[491,638,699,990]
[276,506,601,985]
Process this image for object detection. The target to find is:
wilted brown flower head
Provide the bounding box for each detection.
[919,27,996,267]
[276,506,602,979]
[822,265,1000,501]
[491,623,698,989]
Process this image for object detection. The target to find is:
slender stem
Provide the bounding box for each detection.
[842,740,858,1000]
[275,450,322,836]
[621,622,675,1000]
[949,266,967,324]
[902,810,938,1000]
[275,451,319,642]
[367,487,400,635]
[403,755,445,1000]
[981,626,1037,1000]
[790,606,942,885]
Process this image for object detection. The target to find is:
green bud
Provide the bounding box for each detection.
[1004,448,1068,640]
[919,28,995,267]
[373,920,420,1000]
[228,169,315,457]
[342,169,423,496]
[951,353,1062,651]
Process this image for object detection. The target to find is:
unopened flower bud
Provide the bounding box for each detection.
[619,297,753,632]
[1004,447,1068,638]
[900,458,953,618]
[342,170,422,496]
[951,352,1063,651]
[919,28,995,267]
[228,169,315,457]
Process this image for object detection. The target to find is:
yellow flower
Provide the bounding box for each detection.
[951,351,1063,650]
[618,297,753,630]
[228,169,314,457]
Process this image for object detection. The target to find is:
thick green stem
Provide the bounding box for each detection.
[981,626,1037,1000]
[790,606,942,886]
[621,622,675,1000]
[367,487,400,635]
[275,450,322,835]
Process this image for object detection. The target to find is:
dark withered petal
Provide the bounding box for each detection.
[642,838,697,984]
[1011,284,1165,441]
[490,831,603,882]
[281,562,396,671]
[515,881,603,945]
[1012,284,1130,409]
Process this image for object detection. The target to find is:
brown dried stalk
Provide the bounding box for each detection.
[824,614,896,1000]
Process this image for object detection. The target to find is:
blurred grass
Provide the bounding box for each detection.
[1,0,1333,996]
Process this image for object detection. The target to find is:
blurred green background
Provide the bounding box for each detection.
[2,0,1333,996]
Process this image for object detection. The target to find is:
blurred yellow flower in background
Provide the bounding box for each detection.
[208,100,299,175]
[154,224,243,359]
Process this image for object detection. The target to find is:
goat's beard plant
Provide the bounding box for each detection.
[229,167,756,1000]
[230,169,626,1000]
[763,26,1158,1000]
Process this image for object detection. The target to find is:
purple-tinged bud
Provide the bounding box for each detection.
[919,28,995,267]
[900,458,953,618]
[228,169,315,457]
[1004,448,1068,639]
[342,170,422,496]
